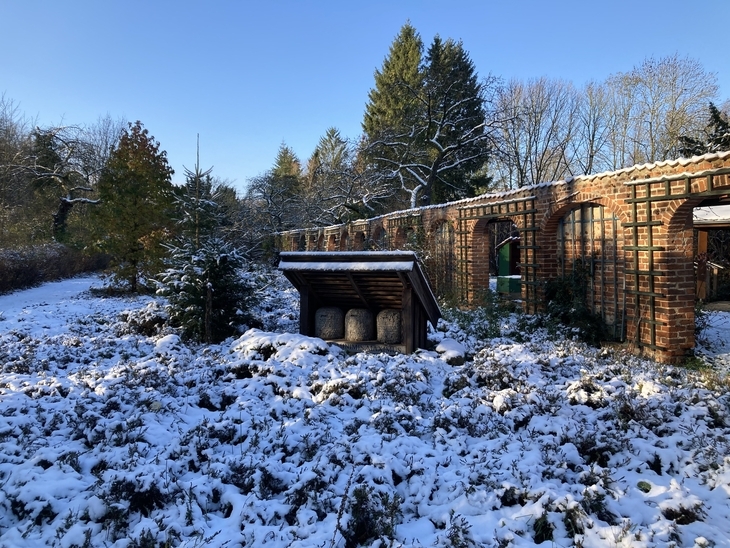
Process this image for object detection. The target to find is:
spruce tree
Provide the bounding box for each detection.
[157,237,254,343]
[158,145,255,344]
[363,24,492,209]
[176,162,219,249]
[363,22,424,137]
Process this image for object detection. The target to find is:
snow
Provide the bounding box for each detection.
[694,204,730,225]
[278,260,415,272]
[0,273,729,547]
[435,338,466,364]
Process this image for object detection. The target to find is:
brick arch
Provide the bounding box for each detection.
[538,199,626,335]
[664,196,703,234]
[538,197,629,272]
[654,194,718,360]
[326,234,337,251]
[394,226,413,249]
[425,219,456,298]
[352,231,365,251]
[539,193,630,234]
[370,224,387,250]
[339,231,349,251]
[465,216,521,298]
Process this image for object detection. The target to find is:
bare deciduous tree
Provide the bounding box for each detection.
[492,77,579,188]
[607,54,718,164]
[303,129,394,225]
[571,81,615,175]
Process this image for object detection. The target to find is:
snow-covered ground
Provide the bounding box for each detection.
[0,273,729,547]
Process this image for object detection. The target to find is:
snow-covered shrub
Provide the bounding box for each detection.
[0,243,107,294]
[441,288,508,343]
[339,484,402,547]
[157,238,255,343]
[442,511,476,547]
[116,299,168,336]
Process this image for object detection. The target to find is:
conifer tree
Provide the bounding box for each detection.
[679,102,730,156]
[363,23,424,138]
[246,143,304,232]
[158,140,255,343]
[92,121,175,292]
[158,237,254,343]
[176,162,218,249]
[363,24,493,208]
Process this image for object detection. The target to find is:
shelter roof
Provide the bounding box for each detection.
[278,251,441,327]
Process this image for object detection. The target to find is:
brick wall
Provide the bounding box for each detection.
[279,152,730,363]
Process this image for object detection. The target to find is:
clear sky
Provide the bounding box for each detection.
[1,0,728,192]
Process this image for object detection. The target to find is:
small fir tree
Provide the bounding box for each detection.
[158,150,255,343]
[157,237,254,343]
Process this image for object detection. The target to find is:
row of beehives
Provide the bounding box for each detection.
[315,307,401,344]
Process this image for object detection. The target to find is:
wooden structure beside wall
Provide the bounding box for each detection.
[278,251,441,353]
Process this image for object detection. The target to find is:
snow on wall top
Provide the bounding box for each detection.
[279,251,417,258]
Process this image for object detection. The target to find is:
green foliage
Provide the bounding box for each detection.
[445,511,476,547]
[175,163,220,249]
[679,102,730,156]
[363,23,491,208]
[92,121,175,292]
[157,238,254,343]
[442,288,507,341]
[363,22,424,138]
[339,484,402,548]
[695,300,711,341]
[532,511,554,544]
[544,267,607,346]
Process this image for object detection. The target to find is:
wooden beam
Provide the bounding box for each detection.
[346,273,370,308]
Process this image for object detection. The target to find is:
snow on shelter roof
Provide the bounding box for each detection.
[279,251,417,273]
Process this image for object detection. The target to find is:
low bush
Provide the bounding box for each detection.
[0,244,109,294]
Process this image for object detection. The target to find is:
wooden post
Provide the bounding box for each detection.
[402,285,414,353]
[697,230,708,300]
[299,286,314,336]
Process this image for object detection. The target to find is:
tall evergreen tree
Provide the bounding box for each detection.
[363,23,424,137]
[158,140,255,344]
[363,25,493,208]
[176,158,218,250]
[422,37,491,203]
[92,121,175,292]
[246,143,304,232]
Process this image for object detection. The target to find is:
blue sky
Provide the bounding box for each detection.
[1,0,728,192]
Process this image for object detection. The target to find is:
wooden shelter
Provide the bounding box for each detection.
[278,251,441,353]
